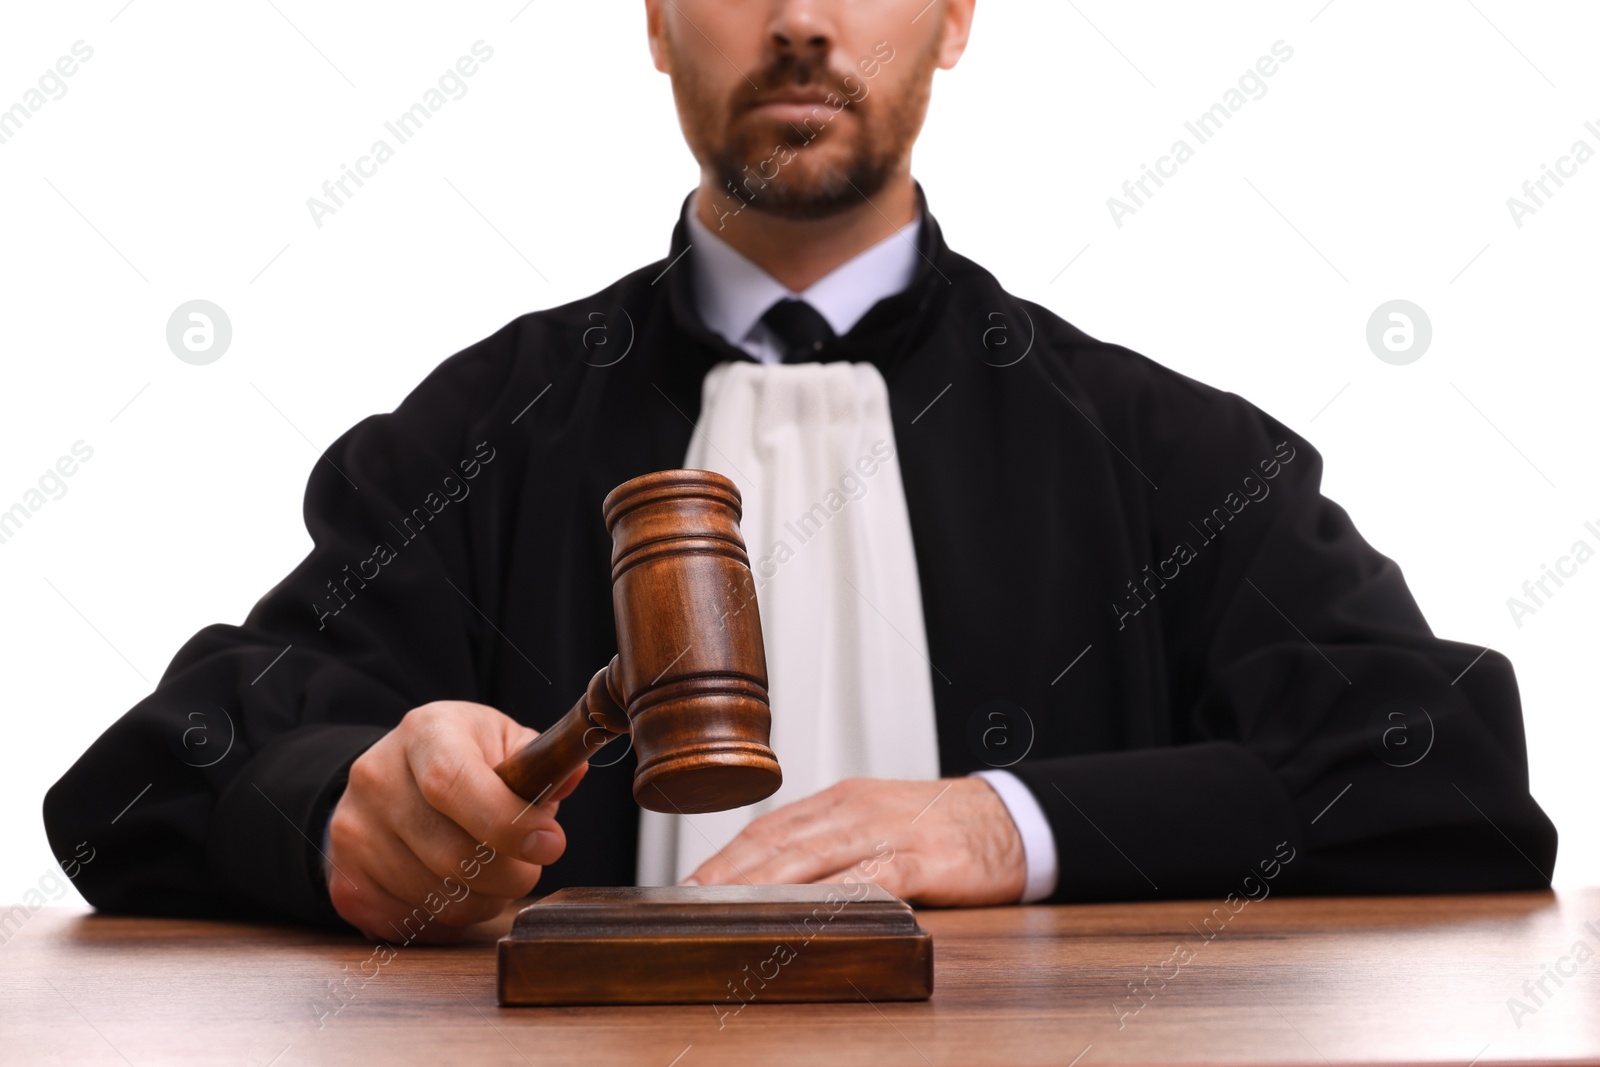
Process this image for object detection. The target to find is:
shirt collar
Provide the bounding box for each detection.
[686,192,923,351]
[662,181,952,385]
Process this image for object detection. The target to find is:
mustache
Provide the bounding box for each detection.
[732,53,864,112]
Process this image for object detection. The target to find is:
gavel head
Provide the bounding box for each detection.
[602,469,782,815]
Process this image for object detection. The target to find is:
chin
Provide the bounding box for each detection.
[746,181,872,220]
[705,125,896,220]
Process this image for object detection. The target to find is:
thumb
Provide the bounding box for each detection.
[547,762,589,804]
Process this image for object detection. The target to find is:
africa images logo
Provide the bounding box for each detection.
[1112,441,1297,630]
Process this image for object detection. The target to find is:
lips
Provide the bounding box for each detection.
[752,90,833,107]
[743,90,851,125]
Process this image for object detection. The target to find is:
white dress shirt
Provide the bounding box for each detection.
[685,196,1059,903]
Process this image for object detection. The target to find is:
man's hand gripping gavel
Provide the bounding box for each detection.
[326,470,781,942]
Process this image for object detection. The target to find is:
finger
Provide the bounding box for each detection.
[544,762,588,806]
[733,826,887,886]
[504,766,583,831]
[331,796,515,922]
[328,853,478,945]
[685,806,823,886]
[336,873,485,945]
[689,801,876,887]
[810,868,902,903]
[489,712,585,810]
[811,867,875,891]
[386,772,559,895]
[406,734,566,864]
[811,860,914,901]
[361,817,532,918]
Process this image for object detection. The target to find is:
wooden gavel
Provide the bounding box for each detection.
[493,469,782,815]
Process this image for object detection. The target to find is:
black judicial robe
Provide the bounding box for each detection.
[43,186,1557,929]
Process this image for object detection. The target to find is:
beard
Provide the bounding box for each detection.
[676,46,934,220]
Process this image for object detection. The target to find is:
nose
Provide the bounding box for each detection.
[767,0,835,57]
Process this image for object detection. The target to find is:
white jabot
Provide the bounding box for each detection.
[633,196,1059,902]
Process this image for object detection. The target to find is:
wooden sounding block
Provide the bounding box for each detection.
[488,472,922,1006]
[497,885,934,1006]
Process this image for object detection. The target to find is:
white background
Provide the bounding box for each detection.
[1,0,1595,906]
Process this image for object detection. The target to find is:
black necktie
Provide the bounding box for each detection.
[761,299,836,363]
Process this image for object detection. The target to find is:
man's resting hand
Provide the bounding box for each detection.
[326,701,585,943]
[682,777,1027,906]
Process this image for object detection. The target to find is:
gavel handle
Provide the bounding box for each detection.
[493,657,630,804]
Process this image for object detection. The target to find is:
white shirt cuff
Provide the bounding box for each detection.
[970,769,1058,903]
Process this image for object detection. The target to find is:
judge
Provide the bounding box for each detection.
[44,0,1556,944]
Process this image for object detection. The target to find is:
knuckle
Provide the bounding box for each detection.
[327,806,360,856]
[426,846,485,892]
[415,756,469,811]
[829,777,868,805]
[887,854,920,896]
[796,840,831,866]
[327,874,367,921]
[403,702,445,727]
[345,753,382,796]
[400,703,454,744]
[741,818,784,852]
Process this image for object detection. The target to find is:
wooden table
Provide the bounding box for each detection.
[4,890,1598,1066]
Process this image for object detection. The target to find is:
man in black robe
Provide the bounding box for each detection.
[43,0,1556,942]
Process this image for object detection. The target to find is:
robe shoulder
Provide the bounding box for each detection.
[935,258,1294,509]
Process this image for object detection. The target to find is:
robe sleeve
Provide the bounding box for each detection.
[1005,390,1558,902]
[42,341,511,928]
